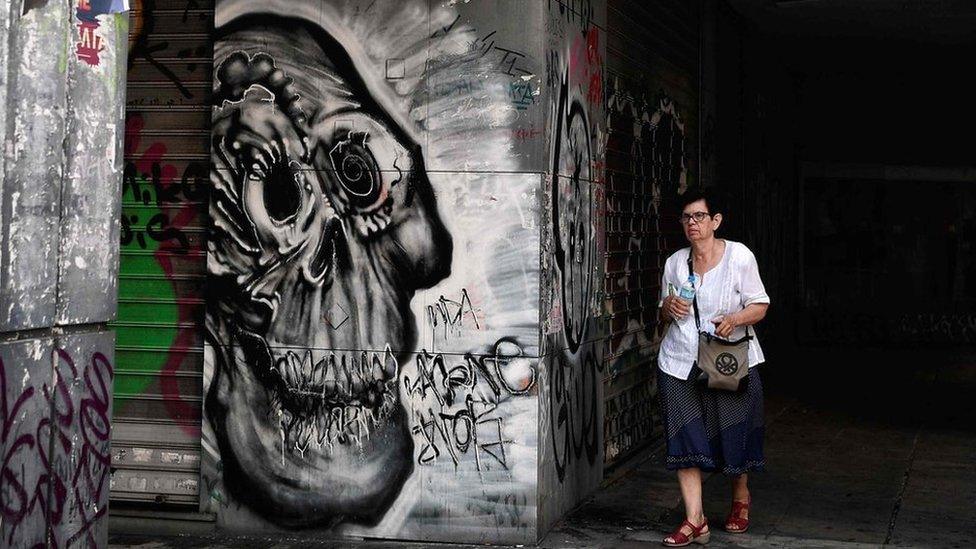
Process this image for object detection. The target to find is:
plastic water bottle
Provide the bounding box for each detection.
[678,274,697,301]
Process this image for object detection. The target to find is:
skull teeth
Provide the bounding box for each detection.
[238,331,401,454]
[382,344,398,379]
[311,356,325,386]
[370,354,385,381]
[281,401,391,454]
[270,348,398,408]
[238,330,406,458]
[300,350,313,384]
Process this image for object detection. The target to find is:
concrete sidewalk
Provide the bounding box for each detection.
[543,352,976,548]
[545,355,976,548]
[110,353,976,548]
[546,410,973,548]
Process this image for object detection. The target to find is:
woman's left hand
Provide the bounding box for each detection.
[711,313,738,339]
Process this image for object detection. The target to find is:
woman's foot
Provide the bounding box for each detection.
[724,498,750,533]
[662,517,710,546]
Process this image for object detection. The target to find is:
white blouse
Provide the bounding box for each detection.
[657,240,770,380]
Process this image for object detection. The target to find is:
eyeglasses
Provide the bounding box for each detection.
[680,211,712,224]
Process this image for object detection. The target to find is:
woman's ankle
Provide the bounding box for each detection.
[731,486,750,502]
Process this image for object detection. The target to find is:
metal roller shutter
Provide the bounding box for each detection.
[602,0,700,466]
[110,0,213,507]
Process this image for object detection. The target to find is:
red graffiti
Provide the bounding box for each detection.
[124,114,202,436]
[0,349,113,548]
[570,28,603,107]
[512,125,543,143]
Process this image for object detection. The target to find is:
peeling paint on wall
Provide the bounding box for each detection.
[1,0,72,332]
[1,0,127,545]
[59,4,128,326]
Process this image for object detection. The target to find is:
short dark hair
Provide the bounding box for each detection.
[679,188,725,216]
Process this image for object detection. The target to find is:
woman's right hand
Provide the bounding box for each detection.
[663,295,691,321]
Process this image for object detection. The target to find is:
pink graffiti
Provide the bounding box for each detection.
[569,27,603,107]
[0,349,113,548]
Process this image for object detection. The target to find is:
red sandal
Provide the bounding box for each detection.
[724,498,750,533]
[662,517,710,546]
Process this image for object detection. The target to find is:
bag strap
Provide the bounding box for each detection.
[687,253,702,330]
[687,250,751,338]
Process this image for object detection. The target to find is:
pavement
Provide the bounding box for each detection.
[109,346,976,548]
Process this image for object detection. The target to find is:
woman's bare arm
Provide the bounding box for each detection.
[711,303,768,338]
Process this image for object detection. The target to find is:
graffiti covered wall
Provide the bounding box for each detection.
[0,334,116,548]
[537,0,607,533]
[200,0,558,543]
[1,0,126,546]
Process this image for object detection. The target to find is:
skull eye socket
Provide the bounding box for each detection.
[330,132,382,208]
[261,161,303,224]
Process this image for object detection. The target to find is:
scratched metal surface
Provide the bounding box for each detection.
[109,0,214,508]
[0,0,71,332]
[57,8,129,325]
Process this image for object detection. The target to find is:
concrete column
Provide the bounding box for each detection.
[0,0,127,547]
[199,0,606,544]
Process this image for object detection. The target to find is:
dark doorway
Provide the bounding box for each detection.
[800,168,976,344]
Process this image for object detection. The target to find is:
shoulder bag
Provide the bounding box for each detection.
[688,253,752,391]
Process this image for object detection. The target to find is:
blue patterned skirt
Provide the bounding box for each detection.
[658,365,765,475]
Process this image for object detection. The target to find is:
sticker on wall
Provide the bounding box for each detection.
[75,0,129,66]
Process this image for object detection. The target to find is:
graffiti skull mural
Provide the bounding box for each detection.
[205,12,452,528]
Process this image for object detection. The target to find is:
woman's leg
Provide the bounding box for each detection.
[664,467,709,544]
[726,473,750,531]
[658,368,713,542]
[731,473,750,504]
[677,467,707,525]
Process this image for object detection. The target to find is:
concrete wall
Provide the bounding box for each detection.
[0,0,126,546]
[0,332,116,548]
[196,0,619,542]
[201,0,551,544]
[537,0,607,534]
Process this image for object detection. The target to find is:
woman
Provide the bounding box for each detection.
[657,190,770,546]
